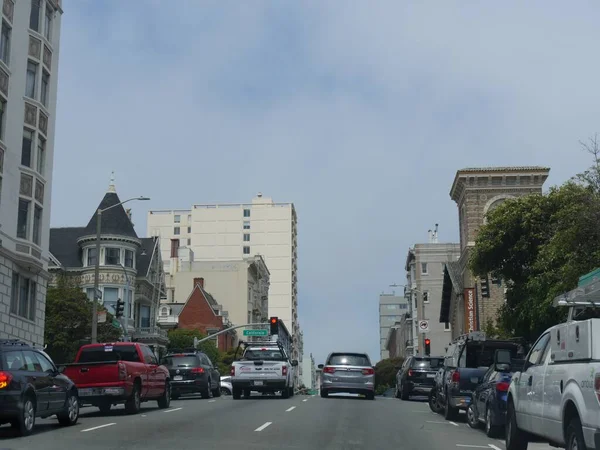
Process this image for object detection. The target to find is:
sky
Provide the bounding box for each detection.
[50,1,600,364]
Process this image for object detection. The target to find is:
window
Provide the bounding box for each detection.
[32,205,42,245]
[10,272,36,321]
[243,209,250,217]
[40,70,49,106]
[34,351,54,373]
[423,291,429,303]
[0,21,10,64]
[421,263,428,274]
[174,226,180,235]
[16,199,30,239]
[174,215,180,223]
[187,238,191,246]
[243,233,250,242]
[44,4,52,40]
[444,322,451,331]
[25,61,37,98]
[21,129,33,167]
[103,287,119,313]
[104,247,120,265]
[86,287,95,300]
[127,289,133,319]
[29,0,41,31]
[187,214,191,222]
[0,99,5,141]
[243,246,250,255]
[124,249,134,268]
[187,226,191,233]
[527,333,550,366]
[243,221,250,230]
[36,137,45,175]
[87,248,97,266]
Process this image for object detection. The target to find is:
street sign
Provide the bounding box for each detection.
[418,320,429,333]
[112,319,121,329]
[243,329,268,337]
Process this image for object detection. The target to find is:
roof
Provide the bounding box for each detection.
[84,191,138,238]
[137,237,158,277]
[49,227,87,268]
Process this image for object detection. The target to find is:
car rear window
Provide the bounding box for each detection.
[327,353,371,366]
[412,357,442,369]
[243,349,285,361]
[162,356,199,367]
[465,344,519,368]
[78,345,140,363]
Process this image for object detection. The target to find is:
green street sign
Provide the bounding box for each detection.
[243,329,268,336]
[112,319,121,329]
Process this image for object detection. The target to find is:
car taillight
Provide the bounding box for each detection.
[362,368,375,376]
[282,366,288,376]
[451,370,460,383]
[595,373,600,403]
[191,367,205,374]
[408,369,413,377]
[117,362,127,381]
[230,366,235,376]
[0,371,12,389]
[496,382,510,392]
[323,366,335,374]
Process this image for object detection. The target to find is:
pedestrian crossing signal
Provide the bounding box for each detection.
[269,317,278,335]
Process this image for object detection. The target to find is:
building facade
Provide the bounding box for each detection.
[300,352,316,389]
[440,167,550,339]
[405,241,460,356]
[147,193,300,360]
[48,181,169,351]
[379,294,409,360]
[0,0,62,346]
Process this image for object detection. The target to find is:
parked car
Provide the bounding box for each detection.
[220,376,232,395]
[161,351,221,399]
[0,339,79,436]
[395,355,443,400]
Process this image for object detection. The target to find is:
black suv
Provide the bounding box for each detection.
[161,350,221,399]
[0,339,79,436]
[395,355,443,400]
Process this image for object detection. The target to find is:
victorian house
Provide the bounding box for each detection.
[47,180,169,352]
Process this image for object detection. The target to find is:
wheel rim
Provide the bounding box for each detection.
[569,434,578,450]
[506,411,513,445]
[135,389,140,408]
[23,399,34,430]
[467,405,475,424]
[486,409,491,433]
[166,384,171,402]
[221,388,229,395]
[68,396,78,421]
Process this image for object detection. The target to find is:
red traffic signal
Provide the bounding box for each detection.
[424,338,431,356]
[425,339,431,345]
[270,317,277,324]
[269,317,278,335]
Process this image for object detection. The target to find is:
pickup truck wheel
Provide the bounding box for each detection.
[157,382,171,409]
[232,388,241,400]
[281,387,290,399]
[97,402,111,414]
[565,417,586,450]
[444,394,459,420]
[125,384,141,414]
[57,391,79,426]
[320,389,328,398]
[506,399,528,450]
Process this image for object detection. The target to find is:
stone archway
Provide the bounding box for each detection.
[483,194,515,224]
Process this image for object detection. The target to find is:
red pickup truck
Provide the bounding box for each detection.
[62,342,171,414]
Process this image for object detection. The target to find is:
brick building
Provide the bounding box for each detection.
[160,277,236,352]
[440,167,550,338]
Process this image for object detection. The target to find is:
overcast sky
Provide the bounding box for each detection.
[50,1,600,363]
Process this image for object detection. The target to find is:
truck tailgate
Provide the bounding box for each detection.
[235,360,283,380]
[63,361,121,387]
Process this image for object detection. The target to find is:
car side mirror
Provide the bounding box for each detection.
[57,366,65,374]
[291,360,298,366]
[495,363,511,372]
[318,364,324,369]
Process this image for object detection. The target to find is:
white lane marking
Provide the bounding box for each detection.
[426,420,459,426]
[208,400,216,403]
[286,406,296,412]
[488,446,503,450]
[456,446,490,448]
[255,422,272,432]
[81,423,116,432]
[411,410,433,413]
[449,421,459,426]
[302,399,308,402]
[163,407,183,413]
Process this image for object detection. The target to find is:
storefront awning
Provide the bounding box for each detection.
[440,261,463,323]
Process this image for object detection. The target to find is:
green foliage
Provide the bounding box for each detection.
[374,357,404,390]
[166,328,220,365]
[217,347,239,376]
[44,273,122,364]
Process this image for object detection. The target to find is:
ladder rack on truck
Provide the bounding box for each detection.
[553,272,600,320]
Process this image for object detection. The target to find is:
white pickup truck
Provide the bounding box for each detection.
[230,340,297,400]
[505,314,600,450]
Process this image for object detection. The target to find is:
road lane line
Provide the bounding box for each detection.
[255,422,272,431]
[488,446,503,450]
[302,399,308,402]
[426,420,459,426]
[449,421,459,426]
[163,407,183,413]
[286,406,296,412]
[456,445,490,448]
[208,400,216,403]
[81,423,116,432]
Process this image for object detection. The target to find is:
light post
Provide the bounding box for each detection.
[91,196,150,344]
[117,263,133,341]
[390,283,427,355]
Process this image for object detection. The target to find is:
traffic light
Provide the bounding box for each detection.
[269,317,278,335]
[115,298,124,319]
[481,276,490,298]
[424,338,431,356]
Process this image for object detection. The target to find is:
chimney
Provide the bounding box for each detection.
[194,277,204,289]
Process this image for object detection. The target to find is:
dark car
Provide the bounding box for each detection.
[0,339,79,436]
[466,357,525,437]
[395,355,443,400]
[161,351,221,399]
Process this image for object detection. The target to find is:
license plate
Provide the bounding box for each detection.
[427,373,435,378]
[173,375,183,381]
[253,381,263,386]
[465,397,470,403]
[78,388,93,397]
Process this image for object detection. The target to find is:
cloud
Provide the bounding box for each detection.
[52,1,600,363]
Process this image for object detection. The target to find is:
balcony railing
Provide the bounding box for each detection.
[133,326,169,341]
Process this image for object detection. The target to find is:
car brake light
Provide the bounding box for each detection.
[323,366,335,374]
[496,382,510,392]
[362,368,374,376]
[0,371,12,389]
[282,366,288,376]
[230,366,235,376]
[595,373,600,403]
[451,370,460,383]
[117,362,127,381]
[191,367,205,374]
[408,369,413,377]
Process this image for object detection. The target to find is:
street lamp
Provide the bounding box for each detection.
[91,196,150,344]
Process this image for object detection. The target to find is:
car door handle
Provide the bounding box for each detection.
[528,376,532,386]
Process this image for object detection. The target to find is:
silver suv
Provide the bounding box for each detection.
[318,352,375,400]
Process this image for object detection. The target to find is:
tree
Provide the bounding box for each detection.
[374,357,404,393]
[166,328,220,365]
[217,347,240,376]
[44,273,122,363]
[573,133,600,193]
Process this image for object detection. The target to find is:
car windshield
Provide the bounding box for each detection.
[327,354,370,366]
[78,345,140,363]
[243,349,285,361]
[162,356,198,367]
[412,357,442,369]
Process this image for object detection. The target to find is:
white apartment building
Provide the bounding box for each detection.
[147,193,299,357]
[0,0,62,346]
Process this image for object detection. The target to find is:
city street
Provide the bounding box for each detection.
[0,393,553,450]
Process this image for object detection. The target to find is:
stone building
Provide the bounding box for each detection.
[440,167,550,338]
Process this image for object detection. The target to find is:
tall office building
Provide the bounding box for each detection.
[147,193,299,357]
[379,294,409,360]
[0,0,63,346]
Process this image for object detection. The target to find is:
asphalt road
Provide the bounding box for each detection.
[0,393,554,450]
